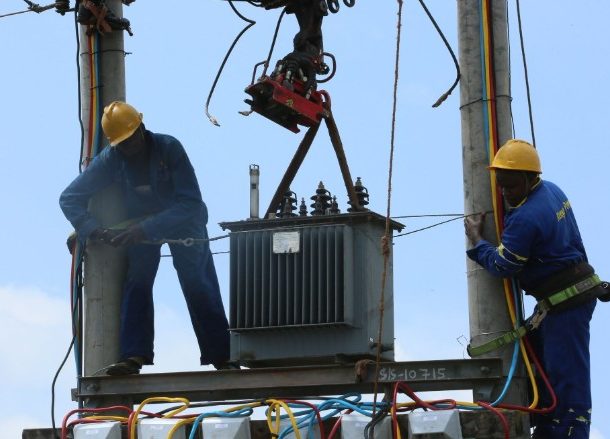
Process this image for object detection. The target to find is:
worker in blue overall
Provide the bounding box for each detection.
[464,139,607,438]
[60,101,232,374]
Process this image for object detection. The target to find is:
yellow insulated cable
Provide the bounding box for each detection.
[130,397,190,439]
[166,401,263,439]
[166,417,196,439]
[480,0,540,410]
[265,399,301,439]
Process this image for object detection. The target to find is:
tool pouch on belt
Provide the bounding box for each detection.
[529,262,601,312]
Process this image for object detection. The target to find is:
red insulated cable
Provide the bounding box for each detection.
[62,406,132,439]
[392,381,458,438]
[477,401,509,439]
[498,336,557,414]
[281,399,326,439]
[327,409,352,439]
[127,409,165,439]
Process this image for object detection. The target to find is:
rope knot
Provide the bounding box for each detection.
[381,235,390,257]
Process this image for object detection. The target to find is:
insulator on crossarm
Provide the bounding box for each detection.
[328,196,340,215]
[299,198,308,216]
[348,176,370,212]
[310,181,332,215]
[278,189,298,218]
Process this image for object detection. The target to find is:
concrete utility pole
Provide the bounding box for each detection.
[457,0,530,418]
[79,0,127,377]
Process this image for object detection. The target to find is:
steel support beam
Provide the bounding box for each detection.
[77,359,502,405]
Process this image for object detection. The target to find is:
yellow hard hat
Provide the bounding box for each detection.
[489,139,541,173]
[101,101,143,146]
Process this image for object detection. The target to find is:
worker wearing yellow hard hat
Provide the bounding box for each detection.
[101,101,143,147]
[60,101,234,375]
[465,139,606,439]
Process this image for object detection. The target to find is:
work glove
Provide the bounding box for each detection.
[109,224,146,247]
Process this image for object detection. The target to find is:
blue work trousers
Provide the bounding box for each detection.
[530,298,596,438]
[119,233,230,365]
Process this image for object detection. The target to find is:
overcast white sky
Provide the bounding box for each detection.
[1,1,608,437]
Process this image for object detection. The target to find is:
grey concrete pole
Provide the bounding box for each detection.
[79,0,128,377]
[457,0,530,416]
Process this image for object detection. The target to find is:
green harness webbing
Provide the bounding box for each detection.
[467,274,601,357]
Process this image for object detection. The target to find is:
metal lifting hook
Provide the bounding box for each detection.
[327,0,339,13]
[327,0,355,13]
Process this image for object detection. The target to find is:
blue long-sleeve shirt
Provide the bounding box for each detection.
[60,130,207,243]
[466,180,587,293]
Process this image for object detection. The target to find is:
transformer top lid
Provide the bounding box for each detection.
[219,210,405,233]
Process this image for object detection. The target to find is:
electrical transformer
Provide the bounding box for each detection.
[220,211,403,367]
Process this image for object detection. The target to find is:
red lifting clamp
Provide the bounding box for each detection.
[244,75,330,134]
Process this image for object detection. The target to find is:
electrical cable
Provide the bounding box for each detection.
[205,0,256,126]
[476,401,509,439]
[478,0,552,414]
[186,406,256,439]
[326,410,351,439]
[75,8,86,173]
[416,0,461,107]
[260,7,286,78]
[515,0,536,146]
[51,337,75,439]
[364,406,389,439]
[155,399,263,416]
[479,0,530,411]
[393,211,491,238]
[61,406,132,439]
[278,399,326,439]
[266,399,302,439]
[394,214,463,237]
[129,397,190,439]
[315,51,336,84]
[51,239,84,438]
[0,1,55,19]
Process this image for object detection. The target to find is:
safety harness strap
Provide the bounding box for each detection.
[467,274,601,357]
[538,274,601,311]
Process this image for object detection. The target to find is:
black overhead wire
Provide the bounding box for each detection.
[394,215,466,237]
[51,337,75,439]
[205,0,256,126]
[260,7,286,78]
[506,10,516,138]
[51,11,84,437]
[416,0,460,108]
[393,211,492,238]
[0,0,55,18]
[515,0,536,147]
[244,7,285,101]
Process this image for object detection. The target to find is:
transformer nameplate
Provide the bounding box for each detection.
[272,231,300,254]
